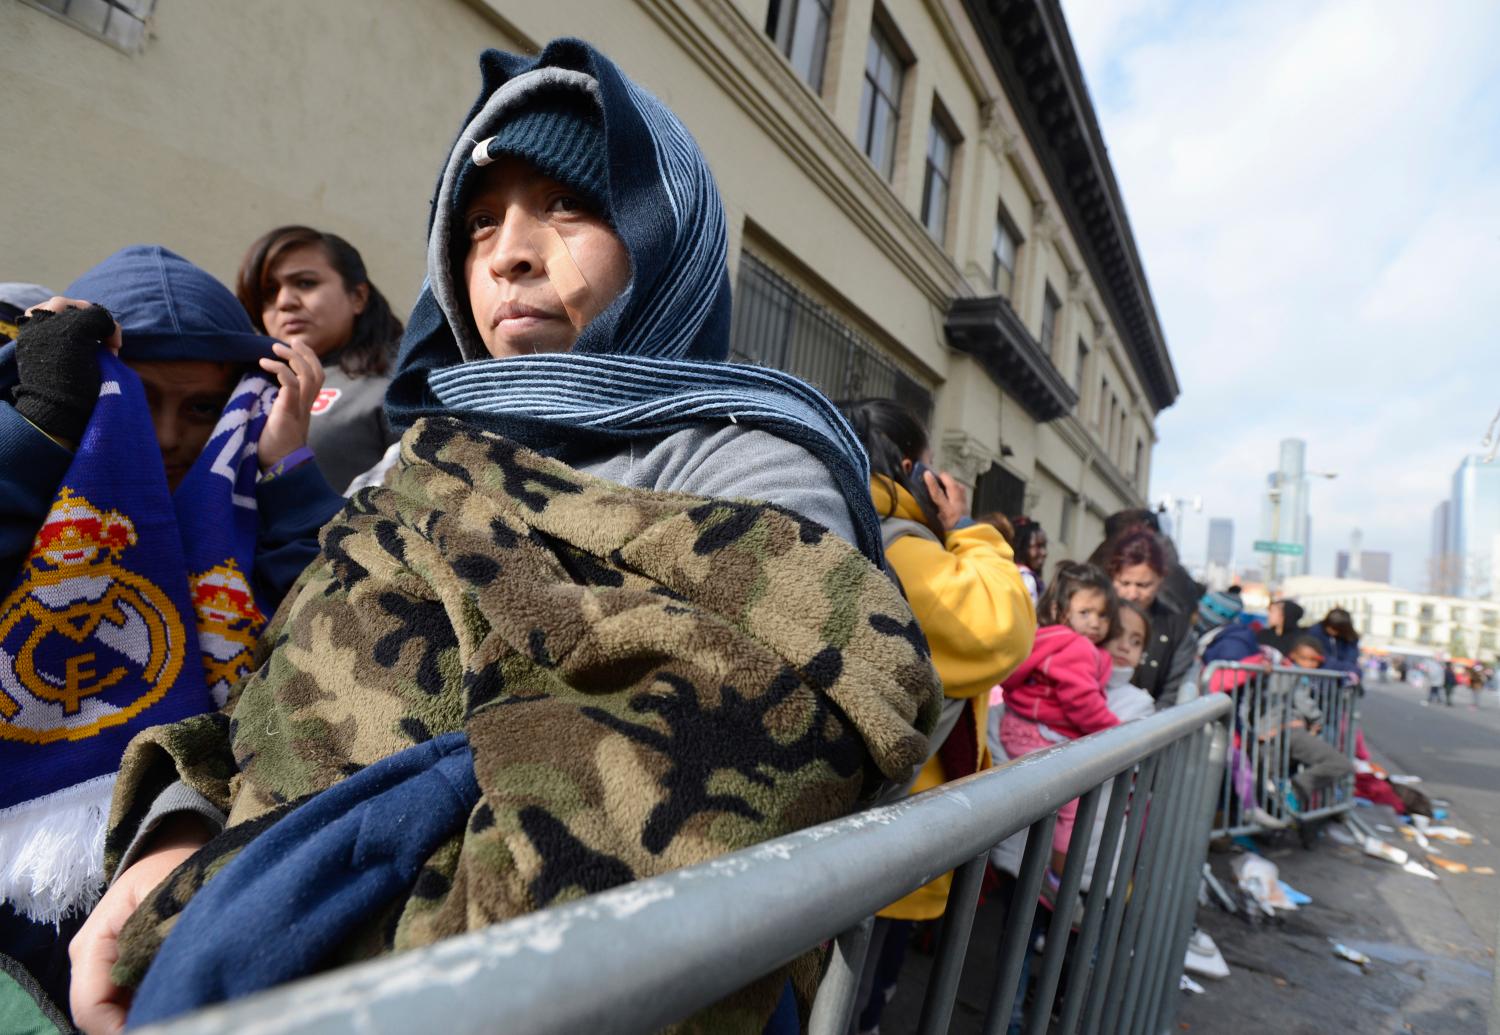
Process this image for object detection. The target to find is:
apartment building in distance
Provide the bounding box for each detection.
[6,0,1178,552]
[1282,576,1500,663]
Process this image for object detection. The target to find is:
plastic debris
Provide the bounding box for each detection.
[1376,823,1395,833]
[1333,943,1372,967]
[1362,835,1409,866]
[1279,880,1312,906]
[1179,974,1206,994]
[1388,774,1422,785]
[1399,826,1439,853]
[1401,860,1438,880]
[1231,853,1294,914]
[1184,929,1230,979]
[1474,866,1495,876]
[1422,825,1474,845]
[1325,825,1357,847]
[1430,858,1469,875]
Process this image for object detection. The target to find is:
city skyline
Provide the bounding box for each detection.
[1064,0,1500,591]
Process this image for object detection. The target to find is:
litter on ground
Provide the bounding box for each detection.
[1332,943,1372,967]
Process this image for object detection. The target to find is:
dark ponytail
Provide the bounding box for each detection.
[839,398,946,540]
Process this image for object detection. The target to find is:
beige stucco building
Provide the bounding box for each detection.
[5,0,1177,552]
[1281,576,1500,663]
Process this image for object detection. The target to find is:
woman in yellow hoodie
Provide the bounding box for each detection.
[841,399,1036,1031]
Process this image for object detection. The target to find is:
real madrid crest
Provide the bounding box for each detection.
[0,490,186,743]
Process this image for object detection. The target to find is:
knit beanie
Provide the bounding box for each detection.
[470,92,609,220]
[1196,590,1243,631]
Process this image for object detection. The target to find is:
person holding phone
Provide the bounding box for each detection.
[839,397,1036,1032]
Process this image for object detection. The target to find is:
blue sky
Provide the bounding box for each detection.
[1059,0,1500,590]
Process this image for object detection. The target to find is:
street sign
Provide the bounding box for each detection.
[1253,540,1304,557]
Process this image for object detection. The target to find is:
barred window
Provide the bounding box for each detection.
[24,0,154,52]
[857,20,904,180]
[1073,338,1089,398]
[730,253,932,420]
[765,0,834,94]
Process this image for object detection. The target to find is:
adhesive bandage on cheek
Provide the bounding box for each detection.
[530,227,592,330]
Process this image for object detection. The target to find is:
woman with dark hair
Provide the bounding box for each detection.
[1010,515,1048,605]
[237,226,405,492]
[1308,607,1361,680]
[840,397,1034,1031]
[1100,527,1195,703]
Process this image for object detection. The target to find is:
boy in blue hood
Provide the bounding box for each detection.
[0,246,345,1018]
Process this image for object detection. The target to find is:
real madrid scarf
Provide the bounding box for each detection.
[0,352,272,923]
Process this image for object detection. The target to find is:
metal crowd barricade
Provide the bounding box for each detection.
[1197,661,1360,838]
[145,694,1231,1035]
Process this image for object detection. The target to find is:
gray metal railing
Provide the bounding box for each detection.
[143,694,1231,1035]
[1196,662,1360,838]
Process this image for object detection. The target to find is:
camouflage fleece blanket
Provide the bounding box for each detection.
[106,417,941,1030]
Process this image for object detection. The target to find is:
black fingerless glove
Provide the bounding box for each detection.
[11,305,116,444]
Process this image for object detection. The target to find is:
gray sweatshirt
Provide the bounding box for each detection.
[307,365,396,494]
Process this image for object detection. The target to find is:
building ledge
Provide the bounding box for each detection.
[945,295,1078,421]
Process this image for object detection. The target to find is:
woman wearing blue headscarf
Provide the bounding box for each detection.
[72,41,937,1035]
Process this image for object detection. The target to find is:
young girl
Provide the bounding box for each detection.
[1000,562,1121,874]
[236,227,405,493]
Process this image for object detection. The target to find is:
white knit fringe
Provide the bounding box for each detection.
[0,772,114,925]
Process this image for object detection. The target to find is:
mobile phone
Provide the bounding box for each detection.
[910,461,938,512]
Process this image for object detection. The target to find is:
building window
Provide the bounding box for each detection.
[1484,610,1498,627]
[23,0,155,51]
[1393,622,1407,639]
[1394,600,1408,616]
[1419,624,1434,644]
[1419,604,1435,621]
[765,0,834,94]
[730,251,932,420]
[1059,496,1075,545]
[1039,285,1061,357]
[1097,376,1108,427]
[1072,339,1089,398]
[921,111,957,244]
[857,20,905,180]
[991,214,1017,296]
[1451,607,1467,622]
[1133,438,1144,481]
[1483,631,1497,650]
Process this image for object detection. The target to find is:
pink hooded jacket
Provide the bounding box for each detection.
[1000,625,1118,739]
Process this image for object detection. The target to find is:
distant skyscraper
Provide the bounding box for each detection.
[1450,456,1500,599]
[1260,439,1311,577]
[1207,518,1234,568]
[1336,551,1391,583]
[1431,499,1454,594]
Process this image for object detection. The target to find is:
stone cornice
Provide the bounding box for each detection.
[960,0,1180,413]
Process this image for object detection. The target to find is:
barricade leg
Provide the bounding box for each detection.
[1055,767,1136,1035]
[915,852,989,1035]
[981,813,1056,1035]
[807,916,874,1035]
[1078,752,1161,1033]
[1023,784,1105,1035]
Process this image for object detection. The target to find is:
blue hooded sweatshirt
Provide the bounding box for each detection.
[0,246,344,605]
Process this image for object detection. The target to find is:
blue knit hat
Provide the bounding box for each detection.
[1196,590,1244,631]
[470,92,609,219]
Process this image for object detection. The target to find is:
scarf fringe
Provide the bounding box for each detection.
[0,772,114,925]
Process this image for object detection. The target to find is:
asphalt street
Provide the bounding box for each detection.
[1174,677,1500,1035]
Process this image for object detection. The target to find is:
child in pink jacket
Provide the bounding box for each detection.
[999,562,1121,876]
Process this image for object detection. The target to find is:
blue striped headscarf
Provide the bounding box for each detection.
[385,39,883,562]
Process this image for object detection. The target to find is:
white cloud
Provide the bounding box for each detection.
[1062,0,1500,590]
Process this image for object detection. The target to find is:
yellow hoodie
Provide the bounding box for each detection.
[872,476,1036,921]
